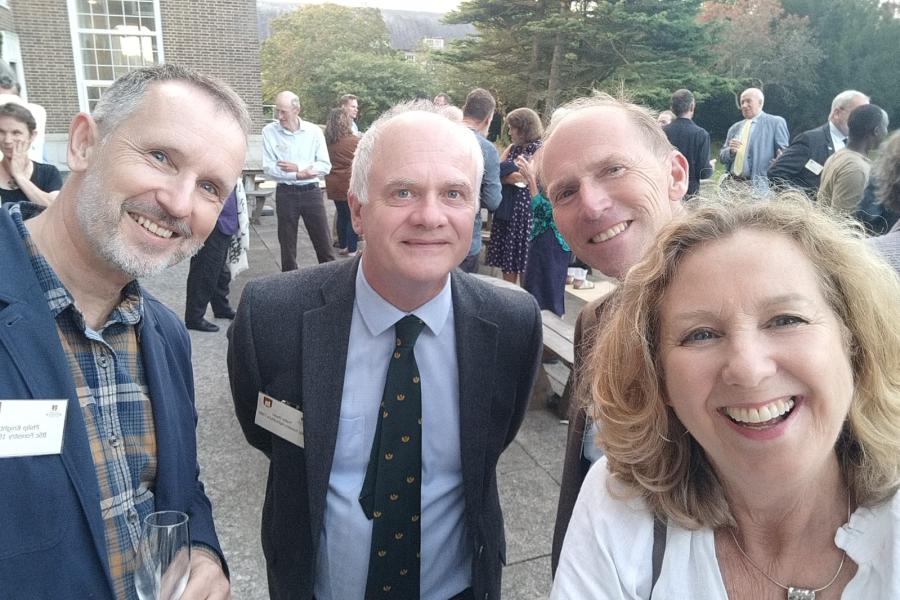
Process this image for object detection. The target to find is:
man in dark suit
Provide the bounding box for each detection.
[768,90,869,195]
[229,103,542,600]
[0,65,247,599]
[663,89,712,196]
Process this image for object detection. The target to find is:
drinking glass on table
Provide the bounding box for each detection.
[135,510,191,600]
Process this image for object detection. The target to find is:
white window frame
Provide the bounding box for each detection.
[0,30,25,97]
[67,0,165,112]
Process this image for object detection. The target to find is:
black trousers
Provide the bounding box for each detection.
[276,183,335,271]
[185,227,232,324]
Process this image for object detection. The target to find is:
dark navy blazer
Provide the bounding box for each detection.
[0,206,224,598]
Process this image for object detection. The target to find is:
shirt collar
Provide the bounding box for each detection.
[8,201,145,332]
[748,110,765,124]
[829,121,847,150]
[354,264,452,339]
[276,118,307,135]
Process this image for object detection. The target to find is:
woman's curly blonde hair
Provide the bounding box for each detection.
[589,190,900,529]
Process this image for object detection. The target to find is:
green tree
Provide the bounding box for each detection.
[441,0,721,118]
[699,0,822,104]
[308,53,433,127]
[438,0,547,113]
[261,4,432,125]
[780,0,900,131]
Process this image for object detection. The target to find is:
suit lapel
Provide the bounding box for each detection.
[302,259,358,549]
[823,123,835,156]
[451,273,499,521]
[0,213,109,577]
[140,304,187,510]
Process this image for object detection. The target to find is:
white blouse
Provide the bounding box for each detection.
[551,457,900,599]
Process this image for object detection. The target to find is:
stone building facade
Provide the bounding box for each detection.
[1,0,265,168]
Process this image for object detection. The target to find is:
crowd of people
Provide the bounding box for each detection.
[2,62,900,600]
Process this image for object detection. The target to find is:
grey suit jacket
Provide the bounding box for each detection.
[719,111,789,192]
[228,258,542,600]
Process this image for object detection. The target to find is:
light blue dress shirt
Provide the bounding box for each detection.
[829,121,847,152]
[261,119,332,185]
[314,265,471,599]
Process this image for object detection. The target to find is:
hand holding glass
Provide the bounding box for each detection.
[135,510,191,600]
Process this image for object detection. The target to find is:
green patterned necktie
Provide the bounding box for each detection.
[359,314,426,599]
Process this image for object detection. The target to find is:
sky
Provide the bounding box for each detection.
[267,0,462,14]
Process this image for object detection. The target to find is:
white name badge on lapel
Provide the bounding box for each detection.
[0,400,68,458]
[804,159,824,175]
[255,392,304,446]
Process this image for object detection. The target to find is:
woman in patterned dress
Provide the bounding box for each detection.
[486,107,543,284]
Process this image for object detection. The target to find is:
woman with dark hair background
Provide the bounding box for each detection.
[324,107,360,256]
[0,103,61,206]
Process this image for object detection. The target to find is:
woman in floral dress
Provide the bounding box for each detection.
[486,107,543,283]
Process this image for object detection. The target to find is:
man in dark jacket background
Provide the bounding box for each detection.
[767,89,869,195]
[663,89,713,197]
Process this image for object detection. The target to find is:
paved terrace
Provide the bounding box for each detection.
[142,203,610,599]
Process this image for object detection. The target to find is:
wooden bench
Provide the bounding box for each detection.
[540,310,575,398]
[470,274,578,410]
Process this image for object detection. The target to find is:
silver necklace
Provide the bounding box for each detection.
[727,493,851,600]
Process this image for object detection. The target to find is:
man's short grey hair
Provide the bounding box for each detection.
[92,64,251,141]
[537,93,674,185]
[832,89,869,112]
[441,105,464,123]
[349,101,484,207]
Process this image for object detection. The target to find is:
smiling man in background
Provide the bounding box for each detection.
[536,94,689,575]
[0,64,248,599]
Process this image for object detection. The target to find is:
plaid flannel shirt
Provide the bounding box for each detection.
[12,203,157,600]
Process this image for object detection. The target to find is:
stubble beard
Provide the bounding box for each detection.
[75,168,203,279]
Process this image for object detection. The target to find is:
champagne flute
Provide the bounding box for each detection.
[134,510,191,600]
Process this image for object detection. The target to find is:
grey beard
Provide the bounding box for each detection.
[74,171,202,279]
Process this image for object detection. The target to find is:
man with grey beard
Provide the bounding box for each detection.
[0,65,248,599]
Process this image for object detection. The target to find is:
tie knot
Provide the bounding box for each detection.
[394,315,425,348]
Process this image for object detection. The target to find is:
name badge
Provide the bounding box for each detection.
[804,159,824,175]
[255,393,303,446]
[0,400,68,458]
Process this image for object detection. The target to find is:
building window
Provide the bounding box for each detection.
[422,38,445,50]
[68,0,164,111]
[0,31,25,95]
